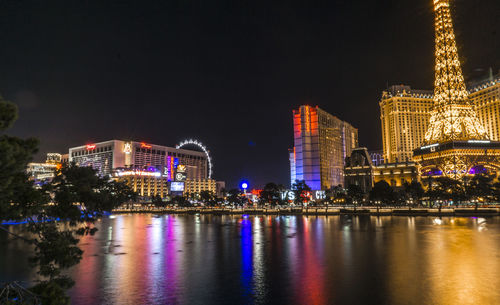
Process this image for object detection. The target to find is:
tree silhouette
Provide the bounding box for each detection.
[292,180,311,206]
[0,95,135,304]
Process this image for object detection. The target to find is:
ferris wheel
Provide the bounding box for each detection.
[176,139,213,179]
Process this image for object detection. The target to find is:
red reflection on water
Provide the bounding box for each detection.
[70,228,99,302]
[292,216,327,305]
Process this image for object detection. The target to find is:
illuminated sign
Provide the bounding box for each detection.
[116,170,161,177]
[86,144,96,150]
[175,172,187,181]
[468,140,491,144]
[171,182,185,192]
[279,190,325,201]
[420,143,439,150]
[280,191,295,201]
[166,157,174,181]
[123,143,132,154]
[141,142,152,149]
[315,190,326,200]
[177,164,186,173]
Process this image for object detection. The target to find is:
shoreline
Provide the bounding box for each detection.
[112,207,500,217]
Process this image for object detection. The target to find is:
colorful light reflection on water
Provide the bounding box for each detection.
[0,215,499,305]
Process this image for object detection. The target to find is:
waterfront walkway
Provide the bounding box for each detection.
[113,206,500,217]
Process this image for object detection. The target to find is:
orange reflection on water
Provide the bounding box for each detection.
[387,217,500,305]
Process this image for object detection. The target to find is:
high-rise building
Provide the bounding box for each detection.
[69,140,208,179]
[413,0,500,178]
[470,72,500,142]
[380,86,433,163]
[290,105,358,190]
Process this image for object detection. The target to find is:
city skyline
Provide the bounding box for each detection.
[1,0,498,187]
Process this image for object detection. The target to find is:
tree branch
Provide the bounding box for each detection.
[0,225,33,243]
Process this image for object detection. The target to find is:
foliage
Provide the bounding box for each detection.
[291,180,311,206]
[0,97,135,304]
[426,177,465,206]
[369,181,394,205]
[404,181,425,206]
[171,195,190,207]
[199,190,216,205]
[259,183,285,206]
[227,189,248,206]
[151,194,164,207]
[347,184,365,204]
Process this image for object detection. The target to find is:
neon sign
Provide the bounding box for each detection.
[86,144,96,150]
[123,143,132,154]
[141,142,152,148]
[116,170,161,177]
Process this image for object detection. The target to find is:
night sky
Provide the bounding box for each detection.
[1,0,498,188]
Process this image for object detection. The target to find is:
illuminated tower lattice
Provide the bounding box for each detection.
[424,0,487,143]
[413,0,500,179]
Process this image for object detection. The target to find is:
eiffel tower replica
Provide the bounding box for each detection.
[413,0,500,179]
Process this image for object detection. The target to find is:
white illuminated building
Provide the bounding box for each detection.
[69,140,208,179]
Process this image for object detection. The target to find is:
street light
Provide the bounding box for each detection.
[240,180,249,195]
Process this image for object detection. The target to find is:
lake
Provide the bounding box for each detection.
[1,214,499,305]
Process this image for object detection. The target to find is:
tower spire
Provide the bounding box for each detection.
[424,0,488,143]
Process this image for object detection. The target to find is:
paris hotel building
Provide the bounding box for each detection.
[380,72,500,164]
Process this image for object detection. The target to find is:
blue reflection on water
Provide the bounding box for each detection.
[240,217,253,302]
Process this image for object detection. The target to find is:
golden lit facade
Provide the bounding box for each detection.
[373,162,419,188]
[291,105,358,190]
[115,170,169,199]
[380,86,433,163]
[184,179,217,195]
[345,148,419,192]
[413,0,500,178]
[470,73,500,142]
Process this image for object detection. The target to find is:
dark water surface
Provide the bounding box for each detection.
[1,214,500,305]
